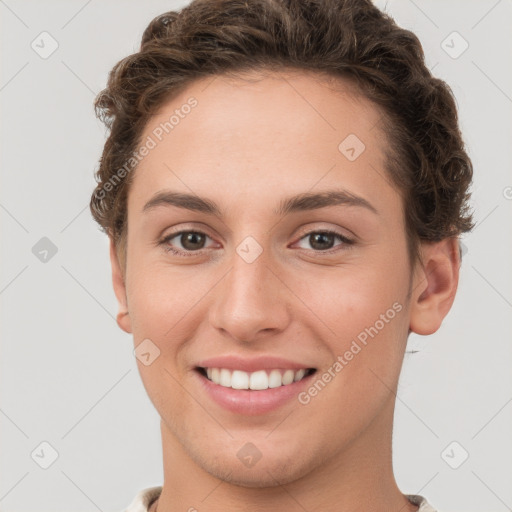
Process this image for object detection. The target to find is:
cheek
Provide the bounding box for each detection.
[126,265,202,415]
[125,250,202,338]
[303,258,408,336]
[296,273,409,436]
[300,253,410,384]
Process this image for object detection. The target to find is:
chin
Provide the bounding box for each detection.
[193,448,317,489]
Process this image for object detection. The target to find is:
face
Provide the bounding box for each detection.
[110,69,448,487]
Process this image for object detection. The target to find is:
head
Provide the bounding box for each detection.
[90,0,473,488]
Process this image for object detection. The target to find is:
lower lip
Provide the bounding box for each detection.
[195,369,316,415]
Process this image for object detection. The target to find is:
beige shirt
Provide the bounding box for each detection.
[123,486,439,511]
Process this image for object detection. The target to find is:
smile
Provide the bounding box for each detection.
[197,367,316,390]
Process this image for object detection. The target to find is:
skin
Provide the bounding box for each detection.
[109,69,460,512]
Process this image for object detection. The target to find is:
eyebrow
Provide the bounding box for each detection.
[142,189,378,217]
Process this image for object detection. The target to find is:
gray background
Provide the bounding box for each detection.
[1,1,511,511]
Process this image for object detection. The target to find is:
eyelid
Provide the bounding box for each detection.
[161,222,355,243]
[159,223,220,246]
[294,223,356,242]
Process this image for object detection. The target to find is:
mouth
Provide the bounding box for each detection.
[195,366,317,391]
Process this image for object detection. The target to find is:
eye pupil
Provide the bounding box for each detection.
[310,232,334,250]
[182,232,205,250]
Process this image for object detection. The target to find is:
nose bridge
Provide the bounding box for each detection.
[226,235,276,310]
[209,232,289,341]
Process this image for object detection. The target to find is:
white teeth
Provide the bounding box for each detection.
[294,368,306,382]
[231,370,249,389]
[249,370,268,390]
[268,369,282,388]
[219,368,231,387]
[202,367,311,390]
[282,369,294,385]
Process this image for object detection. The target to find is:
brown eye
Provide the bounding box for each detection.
[160,230,214,256]
[295,230,354,253]
[308,232,336,251]
[179,232,207,251]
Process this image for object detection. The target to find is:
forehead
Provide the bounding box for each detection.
[128,68,400,224]
[150,68,381,147]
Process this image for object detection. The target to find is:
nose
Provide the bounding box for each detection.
[208,240,290,343]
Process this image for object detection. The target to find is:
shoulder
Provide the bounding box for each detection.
[123,486,162,512]
[122,488,439,512]
[406,494,440,512]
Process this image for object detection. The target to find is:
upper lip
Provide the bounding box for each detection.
[195,355,316,373]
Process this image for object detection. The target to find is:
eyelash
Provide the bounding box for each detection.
[158,228,355,257]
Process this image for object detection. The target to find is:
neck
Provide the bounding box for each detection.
[153,396,417,512]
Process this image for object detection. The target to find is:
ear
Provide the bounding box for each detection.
[409,237,461,336]
[109,236,132,334]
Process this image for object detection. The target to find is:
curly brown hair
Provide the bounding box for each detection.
[90,0,474,273]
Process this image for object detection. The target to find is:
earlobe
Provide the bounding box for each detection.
[409,238,461,336]
[109,237,132,334]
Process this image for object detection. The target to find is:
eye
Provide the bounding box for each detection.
[159,230,216,256]
[294,229,354,254]
[159,228,354,257]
